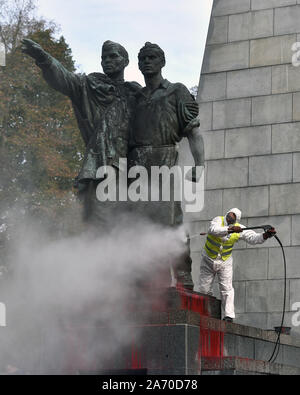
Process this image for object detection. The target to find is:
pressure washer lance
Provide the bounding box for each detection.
[187,225,287,364]
[188,224,275,238]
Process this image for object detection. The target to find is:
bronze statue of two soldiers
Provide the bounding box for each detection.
[21,38,205,289]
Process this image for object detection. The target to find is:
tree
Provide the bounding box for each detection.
[0,0,36,54]
[0,0,85,271]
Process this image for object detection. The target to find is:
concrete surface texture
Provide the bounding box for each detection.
[188,0,300,336]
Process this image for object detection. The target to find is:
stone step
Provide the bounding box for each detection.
[201,356,300,375]
[54,288,300,375]
[1,287,299,375]
[146,287,221,319]
[196,316,300,369]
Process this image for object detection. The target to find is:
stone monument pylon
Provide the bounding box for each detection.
[190,0,300,336]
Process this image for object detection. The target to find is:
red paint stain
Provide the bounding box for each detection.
[199,328,224,358]
[177,285,210,316]
[177,286,225,364]
[128,342,144,370]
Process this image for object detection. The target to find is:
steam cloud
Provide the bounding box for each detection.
[0,212,186,374]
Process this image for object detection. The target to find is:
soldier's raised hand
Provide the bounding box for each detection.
[185,166,204,183]
[21,39,46,62]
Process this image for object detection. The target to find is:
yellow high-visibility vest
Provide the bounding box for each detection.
[204,216,241,261]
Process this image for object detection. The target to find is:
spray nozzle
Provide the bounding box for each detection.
[262,225,274,231]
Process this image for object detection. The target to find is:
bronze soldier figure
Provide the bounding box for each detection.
[128,42,205,288]
[21,38,141,229]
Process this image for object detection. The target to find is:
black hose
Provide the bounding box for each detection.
[268,235,287,364]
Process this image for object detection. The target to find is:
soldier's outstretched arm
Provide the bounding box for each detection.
[21,39,46,62]
[21,38,81,101]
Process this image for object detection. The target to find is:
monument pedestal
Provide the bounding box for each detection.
[54,287,300,375]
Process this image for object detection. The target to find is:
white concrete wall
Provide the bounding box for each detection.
[189,0,300,334]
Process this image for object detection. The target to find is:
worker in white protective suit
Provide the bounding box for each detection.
[198,208,276,322]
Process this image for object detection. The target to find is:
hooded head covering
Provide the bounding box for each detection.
[225,208,242,223]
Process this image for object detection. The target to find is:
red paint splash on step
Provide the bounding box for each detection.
[199,328,224,358]
[128,342,144,370]
[177,284,210,316]
[177,285,225,362]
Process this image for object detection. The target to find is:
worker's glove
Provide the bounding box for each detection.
[228,226,243,234]
[263,227,276,239]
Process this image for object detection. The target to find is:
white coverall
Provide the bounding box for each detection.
[198,214,265,319]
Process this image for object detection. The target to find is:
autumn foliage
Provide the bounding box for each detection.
[0,1,85,265]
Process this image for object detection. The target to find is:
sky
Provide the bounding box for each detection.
[35,0,213,88]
